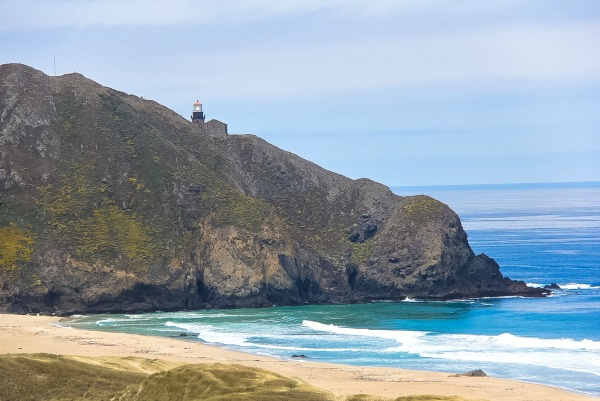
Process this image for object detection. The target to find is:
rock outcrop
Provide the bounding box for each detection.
[0,63,547,315]
[451,369,487,377]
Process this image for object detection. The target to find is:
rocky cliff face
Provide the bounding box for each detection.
[0,63,547,315]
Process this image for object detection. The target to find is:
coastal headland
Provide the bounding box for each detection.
[0,63,546,316]
[0,314,596,401]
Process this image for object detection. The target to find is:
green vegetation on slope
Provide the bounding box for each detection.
[0,223,33,273]
[350,241,372,266]
[75,202,154,267]
[212,192,272,232]
[400,196,446,225]
[37,164,155,271]
[0,354,479,401]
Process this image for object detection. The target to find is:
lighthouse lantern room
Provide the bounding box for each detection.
[191,100,205,124]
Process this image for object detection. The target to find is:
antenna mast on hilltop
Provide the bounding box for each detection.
[53,54,56,75]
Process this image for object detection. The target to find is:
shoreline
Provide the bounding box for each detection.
[1,313,597,401]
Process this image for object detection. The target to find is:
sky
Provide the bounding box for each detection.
[1,0,599,186]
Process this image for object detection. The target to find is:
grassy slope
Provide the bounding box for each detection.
[0,354,476,401]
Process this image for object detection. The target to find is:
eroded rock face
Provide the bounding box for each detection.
[0,64,59,192]
[0,63,547,315]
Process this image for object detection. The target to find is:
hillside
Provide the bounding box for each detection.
[0,63,546,314]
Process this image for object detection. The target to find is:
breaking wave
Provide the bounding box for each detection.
[302,320,600,376]
[525,283,600,290]
[165,321,249,346]
[560,283,600,290]
[165,321,365,353]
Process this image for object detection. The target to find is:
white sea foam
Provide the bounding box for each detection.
[303,320,600,376]
[165,321,249,346]
[148,327,182,332]
[305,320,600,351]
[526,283,600,290]
[250,343,366,353]
[495,333,600,350]
[161,312,235,319]
[95,315,155,325]
[302,320,428,344]
[165,321,368,352]
[560,283,600,290]
[415,350,600,376]
[542,250,581,255]
[95,317,135,325]
[402,297,476,304]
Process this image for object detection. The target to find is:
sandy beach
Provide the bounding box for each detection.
[0,313,597,401]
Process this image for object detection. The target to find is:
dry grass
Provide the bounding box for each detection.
[348,396,473,401]
[0,353,146,401]
[0,354,477,401]
[127,363,334,401]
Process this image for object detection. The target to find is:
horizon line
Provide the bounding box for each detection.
[390,180,600,191]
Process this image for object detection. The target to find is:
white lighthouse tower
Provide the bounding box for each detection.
[191,100,205,124]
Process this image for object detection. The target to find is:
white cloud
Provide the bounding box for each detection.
[0,0,329,29]
[0,0,531,29]
[174,20,600,100]
[8,1,596,102]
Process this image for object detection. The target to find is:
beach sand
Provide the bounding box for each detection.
[0,314,597,401]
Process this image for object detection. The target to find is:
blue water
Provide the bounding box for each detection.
[66,182,600,396]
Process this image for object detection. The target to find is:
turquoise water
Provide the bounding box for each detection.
[66,183,600,396]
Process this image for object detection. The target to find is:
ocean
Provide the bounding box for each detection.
[65,182,600,396]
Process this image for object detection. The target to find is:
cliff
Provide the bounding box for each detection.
[0,63,547,315]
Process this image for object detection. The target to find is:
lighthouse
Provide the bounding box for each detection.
[190,99,228,136]
[191,100,205,124]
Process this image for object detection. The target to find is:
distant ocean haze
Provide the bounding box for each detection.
[67,182,600,396]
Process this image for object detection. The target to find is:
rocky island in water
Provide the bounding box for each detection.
[0,63,547,315]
